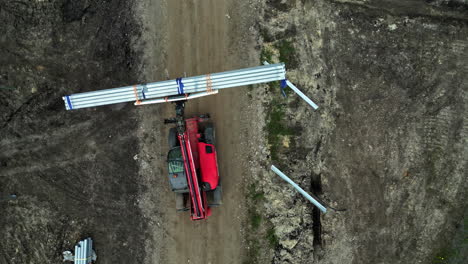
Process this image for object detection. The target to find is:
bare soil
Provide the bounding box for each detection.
[1,0,258,263]
[135,0,260,263]
[248,1,468,263]
[0,1,146,263]
[1,0,467,264]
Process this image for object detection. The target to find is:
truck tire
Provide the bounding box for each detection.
[204,123,215,145]
[168,127,177,148]
[175,193,188,212]
[209,185,222,207]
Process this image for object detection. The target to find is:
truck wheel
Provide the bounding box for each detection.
[168,127,177,148]
[204,123,215,145]
[175,193,188,212]
[209,185,222,207]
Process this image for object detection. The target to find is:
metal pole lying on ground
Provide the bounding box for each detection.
[285,80,319,110]
[0,86,15,90]
[271,165,327,213]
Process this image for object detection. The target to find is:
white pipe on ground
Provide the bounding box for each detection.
[285,80,319,110]
[271,165,327,213]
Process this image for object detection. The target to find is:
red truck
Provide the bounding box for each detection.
[165,102,222,220]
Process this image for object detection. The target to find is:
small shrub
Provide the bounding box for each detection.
[252,192,265,201]
[275,39,298,68]
[243,239,260,264]
[265,101,293,161]
[260,47,274,64]
[266,227,279,248]
[251,213,262,230]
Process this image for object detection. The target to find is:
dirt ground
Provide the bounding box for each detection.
[158,0,244,262]
[249,1,468,264]
[1,0,258,263]
[135,0,258,263]
[1,0,467,264]
[0,1,146,263]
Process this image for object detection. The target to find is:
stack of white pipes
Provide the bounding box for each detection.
[63,63,286,110]
[74,238,93,264]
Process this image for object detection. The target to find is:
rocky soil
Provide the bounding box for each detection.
[243,0,468,263]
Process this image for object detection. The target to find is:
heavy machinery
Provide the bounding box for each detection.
[62,63,321,220]
[164,101,221,220]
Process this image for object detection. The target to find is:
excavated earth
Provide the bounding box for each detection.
[0,1,145,263]
[1,0,468,264]
[246,1,468,263]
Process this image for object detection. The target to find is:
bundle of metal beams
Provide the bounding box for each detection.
[63,63,286,110]
[74,238,93,264]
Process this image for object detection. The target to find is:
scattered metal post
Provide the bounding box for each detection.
[0,85,15,90]
[67,237,96,264]
[0,193,17,202]
[271,165,327,213]
[63,251,74,262]
[285,80,319,110]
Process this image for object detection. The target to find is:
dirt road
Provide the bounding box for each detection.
[163,1,244,263]
[136,0,257,263]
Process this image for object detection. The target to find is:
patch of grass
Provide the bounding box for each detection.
[247,184,263,229]
[244,183,259,263]
[252,191,265,201]
[465,217,468,243]
[275,39,297,68]
[243,239,260,264]
[248,184,264,201]
[247,183,257,197]
[244,183,265,263]
[266,227,279,249]
[265,100,293,161]
[432,247,457,264]
[260,46,274,64]
[267,80,280,94]
[432,214,468,263]
[251,213,262,230]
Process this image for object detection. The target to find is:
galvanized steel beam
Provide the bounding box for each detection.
[63,63,286,110]
[271,165,327,213]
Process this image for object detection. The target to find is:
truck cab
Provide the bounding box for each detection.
[167,147,189,193]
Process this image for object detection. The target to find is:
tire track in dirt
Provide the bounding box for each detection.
[136,0,256,263]
[162,1,243,263]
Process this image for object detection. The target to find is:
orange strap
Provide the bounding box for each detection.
[133,85,141,105]
[206,74,213,93]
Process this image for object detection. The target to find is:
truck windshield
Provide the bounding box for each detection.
[168,147,184,173]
